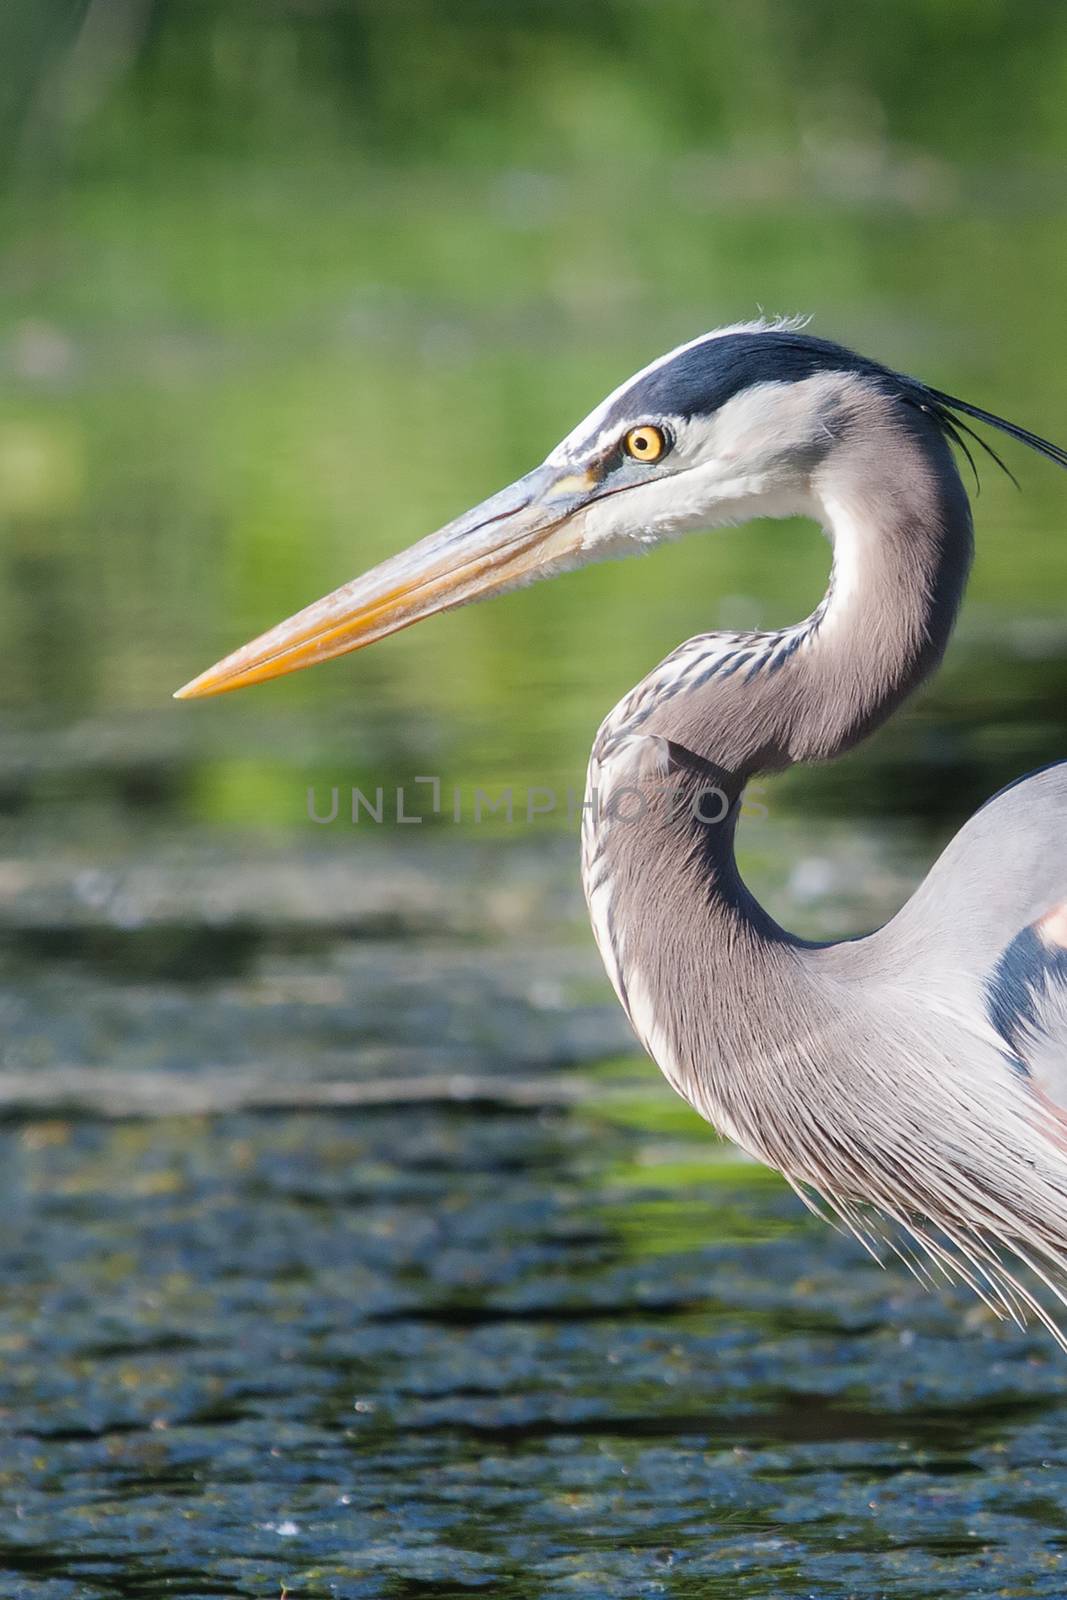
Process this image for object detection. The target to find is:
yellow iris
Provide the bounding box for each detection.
[624,424,667,463]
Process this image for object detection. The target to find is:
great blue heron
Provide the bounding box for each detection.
[176,319,1067,1341]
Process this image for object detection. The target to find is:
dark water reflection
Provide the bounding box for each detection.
[3,1099,1067,1599]
[2,731,1067,1596]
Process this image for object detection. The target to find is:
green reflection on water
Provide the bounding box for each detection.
[2,2,1067,841]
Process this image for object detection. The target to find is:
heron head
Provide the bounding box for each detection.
[171,322,953,699]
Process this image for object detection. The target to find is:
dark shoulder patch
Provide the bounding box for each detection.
[986,916,1067,1075]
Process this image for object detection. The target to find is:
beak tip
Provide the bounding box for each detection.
[169,466,567,704]
[173,670,223,701]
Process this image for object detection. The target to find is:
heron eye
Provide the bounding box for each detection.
[624,424,668,463]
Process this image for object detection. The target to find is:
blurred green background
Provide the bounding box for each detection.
[3,0,1067,842]
[8,13,1067,1585]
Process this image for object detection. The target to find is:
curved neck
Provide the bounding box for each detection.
[610,414,974,792]
[793,417,974,765]
[584,415,974,1155]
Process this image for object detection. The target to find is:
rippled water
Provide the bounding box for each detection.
[5,1100,1067,1600]
[2,808,1067,1599]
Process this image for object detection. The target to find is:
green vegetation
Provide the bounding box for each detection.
[3,1,1067,831]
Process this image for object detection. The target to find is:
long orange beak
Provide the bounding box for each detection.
[173,463,598,699]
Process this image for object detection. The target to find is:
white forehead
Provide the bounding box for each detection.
[547,315,810,465]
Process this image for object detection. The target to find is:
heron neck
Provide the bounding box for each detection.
[623,417,974,787]
[794,422,974,768]
[584,420,974,1159]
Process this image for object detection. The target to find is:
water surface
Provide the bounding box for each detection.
[4,7,1067,1595]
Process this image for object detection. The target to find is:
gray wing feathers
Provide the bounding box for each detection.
[1015,978,1067,1103]
[827,763,1067,1025]
[815,762,1067,1106]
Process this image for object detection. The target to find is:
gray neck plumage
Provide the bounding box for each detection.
[584,411,975,1144]
[599,406,974,803]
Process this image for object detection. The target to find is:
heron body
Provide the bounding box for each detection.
[177,320,1067,1341]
